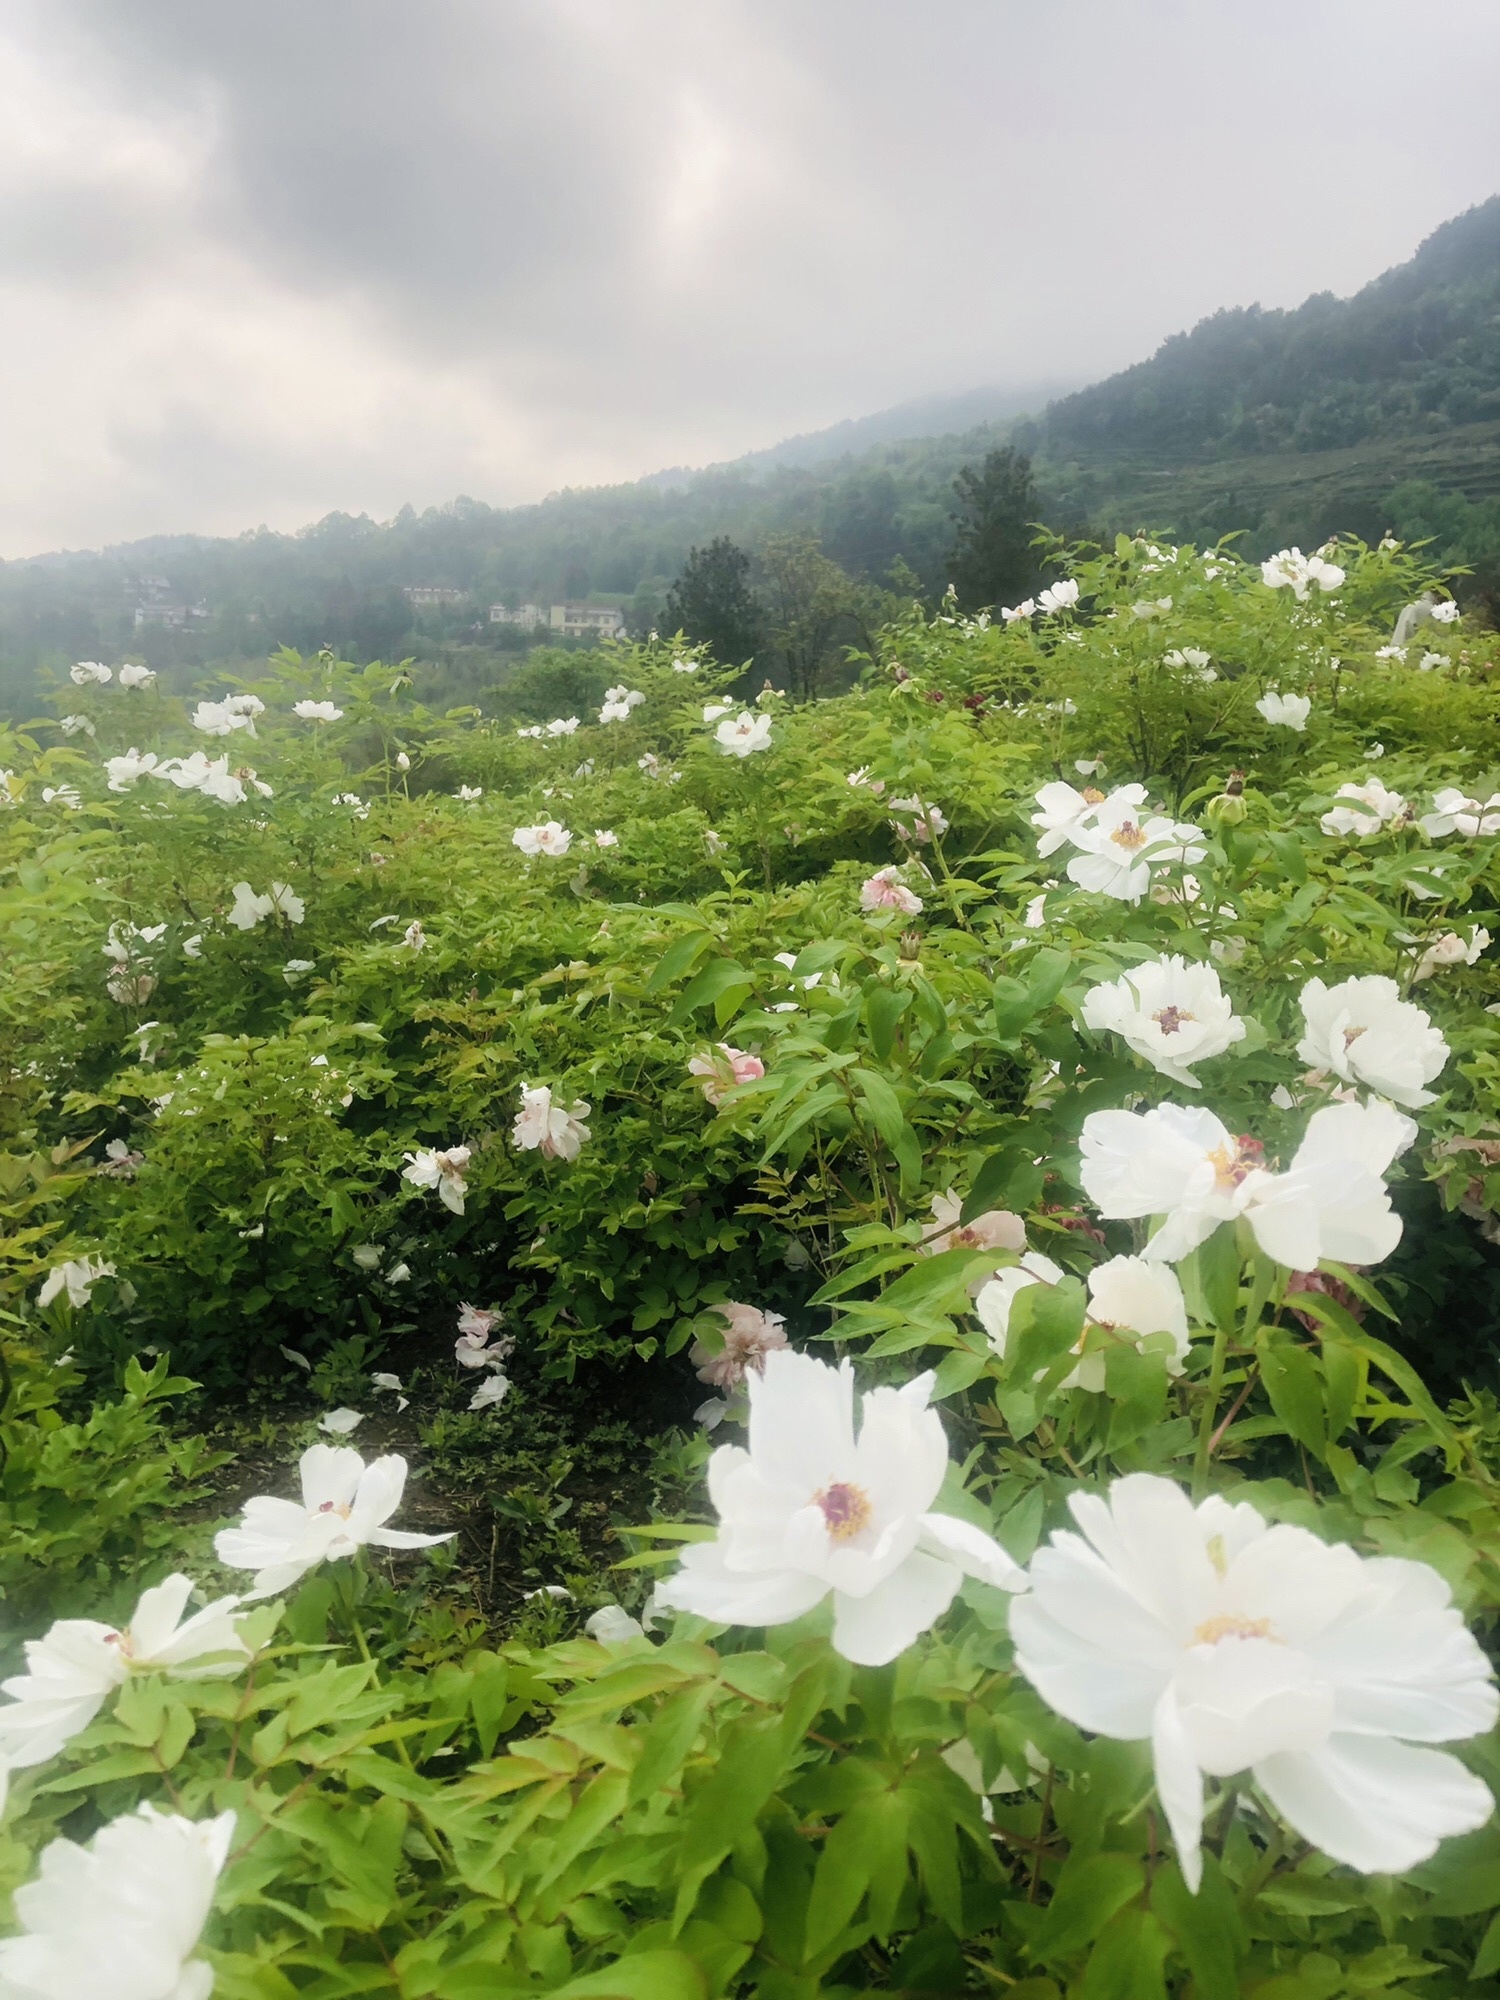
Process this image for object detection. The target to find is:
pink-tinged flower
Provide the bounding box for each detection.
[923,1189,1027,1263]
[512,820,571,857]
[688,1044,765,1106]
[1412,928,1490,981]
[715,711,773,757]
[656,1350,1026,1666]
[692,1302,789,1390]
[860,866,923,915]
[457,1302,502,1341]
[401,1144,471,1214]
[511,1082,591,1161]
[889,796,949,843]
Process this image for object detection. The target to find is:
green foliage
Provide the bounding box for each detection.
[1,533,1499,1991]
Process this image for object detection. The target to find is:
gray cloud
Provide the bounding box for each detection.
[0,0,1497,551]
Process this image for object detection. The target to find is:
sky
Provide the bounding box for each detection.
[0,0,1497,556]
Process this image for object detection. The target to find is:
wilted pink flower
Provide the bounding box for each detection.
[860,867,923,915]
[458,1302,502,1341]
[687,1044,765,1107]
[691,1302,788,1390]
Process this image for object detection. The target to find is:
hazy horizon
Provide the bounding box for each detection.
[2,0,1498,558]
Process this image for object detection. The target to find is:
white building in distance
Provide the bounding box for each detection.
[489,603,547,627]
[404,586,465,608]
[549,604,625,639]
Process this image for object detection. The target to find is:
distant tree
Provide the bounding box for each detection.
[946,448,1039,611]
[663,537,763,666]
[757,533,888,701]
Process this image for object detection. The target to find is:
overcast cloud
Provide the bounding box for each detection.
[0,0,1496,554]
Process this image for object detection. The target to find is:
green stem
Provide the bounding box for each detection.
[1193,1321,1230,1500]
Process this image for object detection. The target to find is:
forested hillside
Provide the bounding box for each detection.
[1038,197,1500,460]
[3,198,1498,713]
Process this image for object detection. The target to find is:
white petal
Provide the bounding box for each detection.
[830,1549,962,1665]
[917,1511,1027,1590]
[1152,1687,1206,1892]
[1255,1735,1493,1874]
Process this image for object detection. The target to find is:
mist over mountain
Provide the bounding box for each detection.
[4,196,1498,709]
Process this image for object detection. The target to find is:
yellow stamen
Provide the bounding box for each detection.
[1192,1613,1279,1647]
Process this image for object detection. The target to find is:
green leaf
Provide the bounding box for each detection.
[669,960,752,1026]
[804,1788,910,1958]
[1472,1908,1500,1981]
[1257,1331,1326,1457]
[1079,1907,1169,2000]
[1027,946,1073,1012]
[964,1144,1044,1221]
[1031,1851,1144,1964]
[864,984,913,1065]
[627,1680,718,1805]
[1007,1276,1087,1384]
[1152,1858,1242,2000]
[550,1950,708,2000]
[645,929,713,994]
[850,1068,909,1154]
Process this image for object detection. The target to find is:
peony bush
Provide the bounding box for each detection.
[0,538,1497,1991]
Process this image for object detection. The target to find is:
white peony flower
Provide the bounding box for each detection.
[105,748,160,791]
[293,700,344,721]
[860,866,923,915]
[511,1083,591,1161]
[1037,578,1080,615]
[117,663,156,689]
[37,1256,115,1309]
[1065,795,1205,903]
[545,716,580,736]
[0,1575,248,1794]
[591,828,618,848]
[58,714,95,738]
[0,1802,236,1999]
[512,820,572,857]
[671,657,698,672]
[1000,599,1036,622]
[1261,548,1345,598]
[1430,599,1461,625]
[191,699,256,737]
[922,1189,1026,1263]
[1032,776,1136,856]
[1255,691,1311,731]
[401,920,426,950]
[1080,955,1246,1087]
[317,1408,364,1435]
[1080,1100,1409,1270]
[1420,787,1500,838]
[214,1443,454,1597]
[1242,1100,1413,1272]
[976,1253,1189,1391]
[1164,647,1215,682]
[402,1144,471,1214]
[41,785,82,810]
[455,784,484,800]
[598,700,632,723]
[69,660,112,685]
[1412,928,1490,981]
[1297,974,1449,1108]
[1320,779,1408,837]
[715,711,773,757]
[655,1349,1026,1666]
[1011,1474,1496,1890]
[469,1374,511,1412]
